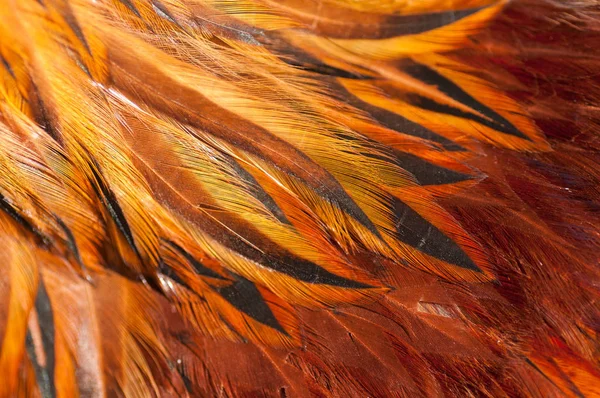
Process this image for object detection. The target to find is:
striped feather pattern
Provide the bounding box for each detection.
[0,0,599,396]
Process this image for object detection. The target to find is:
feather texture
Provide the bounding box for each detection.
[0,0,599,396]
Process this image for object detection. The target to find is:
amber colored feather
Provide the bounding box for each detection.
[0,0,599,396]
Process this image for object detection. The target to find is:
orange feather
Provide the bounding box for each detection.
[0,0,599,396]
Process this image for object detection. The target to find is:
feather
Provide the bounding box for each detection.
[0,0,599,396]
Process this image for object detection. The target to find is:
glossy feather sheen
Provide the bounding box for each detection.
[0,0,599,396]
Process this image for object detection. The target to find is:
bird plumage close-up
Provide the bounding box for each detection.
[0,0,599,396]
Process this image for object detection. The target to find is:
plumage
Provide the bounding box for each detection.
[0,0,599,396]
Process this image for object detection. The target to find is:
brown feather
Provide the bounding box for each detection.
[0,0,599,396]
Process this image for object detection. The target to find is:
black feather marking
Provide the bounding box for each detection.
[546,357,586,398]
[227,156,291,225]
[244,242,373,288]
[0,193,49,245]
[26,277,56,398]
[297,62,374,80]
[406,93,529,141]
[162,195,373,288]
[363,150,471,185]
[174,362,194,394]
[117,0,142,18]
[88,159,141,258]
[282,53,373,80]
[158,260,194,291]
[214,135,384,241]
[392,150,472,185]
[166,240,226,280]
[337,82,464,150]
[60,10,91,54]
[266,35,373,79]
[524,357,568,396]
[0,54,15,79]
[401,61,530,140]
[391,197,481,272]
[200,217,372,288]
[52,215,84,267]
[214,274,287,333]
[29,83,62,145]
[151,0,178,25]
[373,6,487,39]
[315,184,384,241]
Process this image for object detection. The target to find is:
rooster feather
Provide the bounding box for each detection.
[0,0,599,396]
